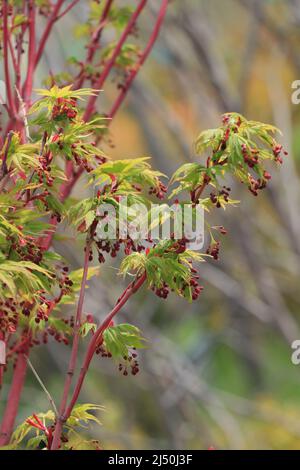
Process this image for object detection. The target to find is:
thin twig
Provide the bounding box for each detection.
[109,0,169,120]
[35,0,65,67]
[0,131,13,181]
[15,86,31,142]
[22,0,36,109]
[83,0,148,121]
[56,0,80,21]
[51,271,147,450]
[2,0,17,118]
[26,356,58,417]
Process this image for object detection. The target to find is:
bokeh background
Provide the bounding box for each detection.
[2,0,300,450]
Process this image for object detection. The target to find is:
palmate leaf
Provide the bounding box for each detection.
[51,118,107,149]
[171,112,283,203]
[29,85,99,117]
[0,260,54,299]
[103,324,146,360]
[0,214,23,237]
[68,197,96,227]
[120,252,146,277]
[195,128,223,154]
[92,157,165,191]
[101,42,140,68]
[120,241,202,300]
[7,404,103,449]
[10,410,56,448]
[109,6,134,30]
[66,403,104,429]
[79,321,97,337]
[35,85,98,101]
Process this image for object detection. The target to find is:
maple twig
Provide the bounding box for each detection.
[109,0,169,119]
[0,341,29,446]
[83,0,148,121]
[26,356,58,417]
[52,233,95,448]
[34,0,65,67]
[2,0,17,118]
[56,0,79,20]
[22,0,36,109]
[51,271,146,450]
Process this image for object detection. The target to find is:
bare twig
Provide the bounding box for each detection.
[26,356,58,417]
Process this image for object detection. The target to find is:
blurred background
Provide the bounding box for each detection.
[2,0,300,450]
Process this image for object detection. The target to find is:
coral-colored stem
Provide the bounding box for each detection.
[22,0,36,108]
[0,344,29,446]
[50,235,96,450]
[83,0,148,121]
[34,0,64,67]
[109,0,169,119]
[50,272,146,450]
[54,240,92,423]
[2,0,17,118]
[56,0,80,21]
[76,0,114,90]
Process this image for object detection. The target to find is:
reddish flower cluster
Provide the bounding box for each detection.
[118,349,140,376]
[149,181,167,200]
[153,282,170,299]
[72,145,94,173]
[7,234,43,265]
[95,344,112,358]
[37,154,54,187]
[273,143,288,163]
[206,241,221,260]
[151,267,203,301]
[210,186,231,208]
[95,237,145,263]
[52,98,78,121]
[190,269,204,300]
[0,298,19,335]
[241,143,259,168]
[46,320,71,346]
[95,339,140,377]
[248,175,268,196]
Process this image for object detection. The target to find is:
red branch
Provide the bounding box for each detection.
[0,342,29,446]
[54,239,92,428]
[51,271,147,450]
[83,0,148,121]
[75,0,114,90]
[0,0,169,449]
[22,1,36,108]
[2,0,17,118]
[34,0,65,67]
[56,0,80,21]
[109,0,169,119]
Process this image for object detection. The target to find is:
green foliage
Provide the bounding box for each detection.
[91,157,165,193]
[171,112,283,201]
[68,157,165,233]
[4,404,103,450]
[79,321,97,337]
[103,323,146,360]
[0,260,53,300]
[121,241,206,301]
[0,73,284,451]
